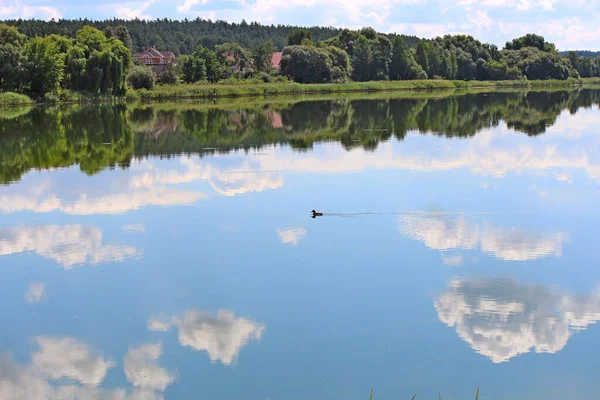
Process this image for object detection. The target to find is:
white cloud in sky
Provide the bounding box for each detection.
[124,343,174,392]
[398,212,568,261]
[436,278,600,363]
[24,282,46,304]
[0,344,166,400]
[1,2,61,20]
[0,225,139,269]
[276,227,307,246]
[148,309,265,365]
[32,337,115,386]
[116,0,156,20]
[122,224,146,232]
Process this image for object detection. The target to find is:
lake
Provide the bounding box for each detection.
[1,89,600,400]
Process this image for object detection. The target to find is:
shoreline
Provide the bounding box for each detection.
[2,78,600,106]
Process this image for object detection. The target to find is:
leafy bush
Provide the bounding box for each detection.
[157,65,178,85]
[127,65,156,90]
[0,92,34,105]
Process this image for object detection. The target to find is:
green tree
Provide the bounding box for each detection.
[179,54,206,83]
[216,42,251,75]
[370,35,392,80]
[280,45,350,83]
[415,40,429,76]
[23,36,64,95]
[0,24,27,92]
[193,45,224,82]
[252,40,276,72]
[288,29,311,46]
[351,35,372,82]
[114,26,133,49]
[390,36,419,80]
[127,64,156,89]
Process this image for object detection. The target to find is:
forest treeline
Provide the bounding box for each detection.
[1,20,600,97]
[1,18,420,54]
[2,88,599,184]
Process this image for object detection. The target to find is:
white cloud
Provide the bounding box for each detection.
[21,6,61,20]
[177,0,209,13]
[442,255,464,266]
[436,278,600,363]
[556,172,573,184]
[24,282,46,304]
[276,227,307,246]
[122,224,146,233]
[0,188,206,215]
[129,158,283,197]
[124,343,174,392]
[32,337,115,386]
[148,309,265,365]
[0,225,139,269]
[115,0,155,20]
[399,212,567,261]
[0,352,164,400]
[0,1,60,20]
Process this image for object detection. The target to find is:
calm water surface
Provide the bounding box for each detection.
[1,90,600,399]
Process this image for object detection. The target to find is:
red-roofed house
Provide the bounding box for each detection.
[133,46,176,72]
[271,52,283,70]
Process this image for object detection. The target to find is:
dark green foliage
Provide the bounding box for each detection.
[351,35,372,82]
[193,45,224,82]
[179,54,206,83]
[252,40,276,72]
[127,65,156,90]
[288,29,311,46]
[415,41,429,77]
[389,36,420,80]
[280,45,350,83]
[114,26,133,50]
[0,24,27,92]
[505,34,547,51]
[327,29,393,81]
[157,64,178,84]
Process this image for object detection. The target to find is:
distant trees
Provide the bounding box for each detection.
[288,29,312,46]
[2,21,600,94]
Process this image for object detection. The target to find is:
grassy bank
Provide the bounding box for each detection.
[135,77,600,101]
[2,78,600,106]
[0,92,34,106]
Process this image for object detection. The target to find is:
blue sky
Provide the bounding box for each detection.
[1,0,600,50]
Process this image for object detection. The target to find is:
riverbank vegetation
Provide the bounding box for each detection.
[2,20,600,104]
[131,77,600,101]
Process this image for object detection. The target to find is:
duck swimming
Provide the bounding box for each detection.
[311,210,323,218]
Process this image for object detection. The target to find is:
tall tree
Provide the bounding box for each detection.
[0,24,27,92]
[193,45,224,82]
[390,36,418,80]
[351,35,372,82]
[252,40,276,72]
[415,40,429,77]
[23,36,64,95]
[115,26,133,50]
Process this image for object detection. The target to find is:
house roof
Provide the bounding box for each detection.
[133,46,175,59]
[271,52,283,69]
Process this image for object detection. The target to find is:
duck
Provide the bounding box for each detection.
[311,210,323,218]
